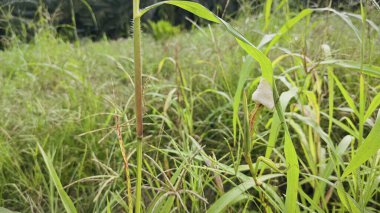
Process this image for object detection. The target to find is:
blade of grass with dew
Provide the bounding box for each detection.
[37,143,77,213]
[341,115,380,178]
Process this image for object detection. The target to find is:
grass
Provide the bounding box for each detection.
[1,3,380,212]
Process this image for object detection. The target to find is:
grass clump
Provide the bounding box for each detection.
[1,2,380,212]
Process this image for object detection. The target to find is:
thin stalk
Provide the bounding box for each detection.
[359,0,367,145]
[356,0,367,205]
[115,116,133,212]
[69,0,79,41]
[133,0,143,212]
[243,91,263,186]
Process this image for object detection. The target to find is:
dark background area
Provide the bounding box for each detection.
[0,0,361,46]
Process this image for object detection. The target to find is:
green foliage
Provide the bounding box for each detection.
[37,143,77,213]
[148,20,181,40]
[1,1,380,212]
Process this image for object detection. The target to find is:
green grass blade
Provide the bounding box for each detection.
[264,9,313,55]
[207,174,283,213]
[341,115,380,178]
[207,180,254,213]
[37,143,77,213]
[233,57,255,144]
[265,87,298,159]
[273,84,300,213]
[139,1,220,23]
[336,183,361,212]
[264,0,273,31]
[332,74,359,116]
[364,92,380,121]
[320,60,380,78]
[283,132,300,212]
[140,0,274,85]
[314,8,362,42]
[327,68,334,136]
[312,135,353,205]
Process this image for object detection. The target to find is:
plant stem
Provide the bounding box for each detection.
[359,0,367,145]
[115,116,133,212]
[133,0,143,212]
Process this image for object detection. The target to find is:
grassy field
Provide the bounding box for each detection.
[1,3,380,212]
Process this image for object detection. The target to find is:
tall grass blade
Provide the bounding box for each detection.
[233,57,254,144]
[273,84,300,213]
[265,88,298,159]
[207,174,283,213]
[264,9,313,55]
[341,116,380,178]
[140,0,274,85]
[37,143,77,213]
[364,92,380,121]
[320,60,380,78]
[264,0,273,31]
[314,8,362,42]
[139,1,220,23]
[283,132,300,212]
[332,74,359,116]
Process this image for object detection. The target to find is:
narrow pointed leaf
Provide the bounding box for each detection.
[341,117,380,178]
[38,143,77,213]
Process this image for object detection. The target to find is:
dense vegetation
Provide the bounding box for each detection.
[1,0,380,212]
[0,0,363,42]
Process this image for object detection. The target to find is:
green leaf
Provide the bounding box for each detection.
[140,0,274,85]
[139,1,220,23]
[320,60,380,78]
[265,87,298,159]
[273,84,300,213]
[264,0,273,30]
[314,8,362,42]
[341,117,380,178]
[207,174,283,213]
[284,132,300,212]
[312,135,353,205]
[333,74,359,116]
[37,143,77,213]
[233,57,255,143]
[336,182,361,212]
[264,9,313,55]
[364,92,380,121]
